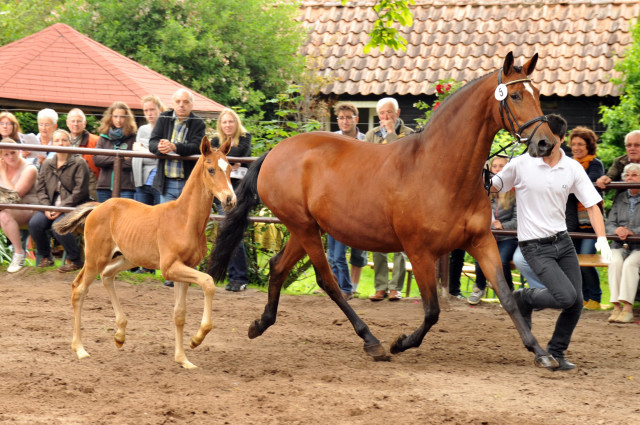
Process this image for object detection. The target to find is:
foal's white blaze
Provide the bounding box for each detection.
[524,82,534,98]
[218,158,228,172]
[217,158,235,193]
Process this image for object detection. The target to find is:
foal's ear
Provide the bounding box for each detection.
[522,53,538,76]
[200,136,212,155]
[502,51,515,76]
[218,135,232,156]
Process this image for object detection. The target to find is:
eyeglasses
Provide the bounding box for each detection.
[337,116,356,121]
[38,123,53,128]
[625,143,640,148]
[571,142,586,147]
[0,122,14,127]
[626,173,640,179]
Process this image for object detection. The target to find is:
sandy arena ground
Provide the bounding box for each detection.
[0,269,638,424]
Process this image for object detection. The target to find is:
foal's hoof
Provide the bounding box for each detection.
[114,338,125,349]
[364,343,390,362]
[248,320,262,339]
[534,354,559,369]
[389,334,408,355]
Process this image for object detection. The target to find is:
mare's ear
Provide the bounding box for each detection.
[502,51,515,76]
[218,135,232,156]
[522,53,538,76]
[200,136,212,155]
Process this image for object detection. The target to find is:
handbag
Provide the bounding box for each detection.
[0,186,21,204]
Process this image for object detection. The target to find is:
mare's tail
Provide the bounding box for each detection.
[207,152,269,282]
[53,202,100,235]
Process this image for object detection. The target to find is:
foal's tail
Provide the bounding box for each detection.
[207,152,269,282]
[53,202,100,235]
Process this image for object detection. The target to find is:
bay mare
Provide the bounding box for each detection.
[209,53,560,369]
[54,137,236,369]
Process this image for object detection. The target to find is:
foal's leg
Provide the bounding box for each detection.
[172,281,196,369]
[389,255,440,354]
[469,236,558,369]
[100,259,133,349]
[70,266,97,359]
[163,262,216,369]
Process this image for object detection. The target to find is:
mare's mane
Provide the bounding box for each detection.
[418,64,525,134]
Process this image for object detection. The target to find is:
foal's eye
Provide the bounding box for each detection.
[208,168,215,176]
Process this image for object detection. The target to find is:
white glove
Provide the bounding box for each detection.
[595,237,612,261]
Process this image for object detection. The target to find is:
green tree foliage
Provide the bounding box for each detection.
[599,19,640,149]
[1,0,306,114]
[342,0,415,53]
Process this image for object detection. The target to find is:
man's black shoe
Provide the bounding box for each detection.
[513,290,532,330]
[552,357,576,371]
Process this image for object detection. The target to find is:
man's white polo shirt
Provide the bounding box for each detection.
[491,150,602,242]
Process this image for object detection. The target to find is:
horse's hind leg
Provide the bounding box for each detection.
[71,266,97,359]
[292,229,389,361]
[389,255,440,355]
[248,236,306,339]
[100,261,132,349]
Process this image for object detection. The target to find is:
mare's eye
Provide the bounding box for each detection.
[510,92,522,101]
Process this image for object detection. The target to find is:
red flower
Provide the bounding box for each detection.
[436,84,444,94]
[445,83,451,91]
[433,101,441,110]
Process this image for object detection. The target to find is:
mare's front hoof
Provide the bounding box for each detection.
[534,354,559,369]
[364,343,390,361]
[389,334,408,355]
[248,320,262,339]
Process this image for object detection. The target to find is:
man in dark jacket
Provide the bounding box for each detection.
[148,89,206,202]
[148,89,206,287]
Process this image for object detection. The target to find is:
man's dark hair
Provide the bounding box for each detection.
[546,113,567,140]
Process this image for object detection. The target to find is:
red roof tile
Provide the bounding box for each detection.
[0,23,225,116]
[300,0,640,97]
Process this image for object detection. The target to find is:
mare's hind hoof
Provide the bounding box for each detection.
[248,320,262,339]
[389,334,408,355]
[534,354,559,369]
[364,343,390,361]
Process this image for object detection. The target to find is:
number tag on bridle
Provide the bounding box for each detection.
[494,84,508,101]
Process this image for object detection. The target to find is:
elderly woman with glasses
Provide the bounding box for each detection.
[605,162,640,323]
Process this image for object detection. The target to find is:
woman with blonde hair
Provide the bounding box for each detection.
[0,138,39,272]
[0,111,22,142]
[212,108,252,292]
[94,101,137,202]
[469,155,518,304]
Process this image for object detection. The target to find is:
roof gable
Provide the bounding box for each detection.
[0,23,225,115]
[300,0,640,97]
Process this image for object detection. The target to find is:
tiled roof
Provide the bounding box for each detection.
[300,0,640,97]
[0,23,225,116]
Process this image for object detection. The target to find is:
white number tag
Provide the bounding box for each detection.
[494,84,508,101]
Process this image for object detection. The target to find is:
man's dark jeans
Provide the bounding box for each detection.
[519,232,583,357]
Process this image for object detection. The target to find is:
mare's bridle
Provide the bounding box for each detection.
[484,71,550,193]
